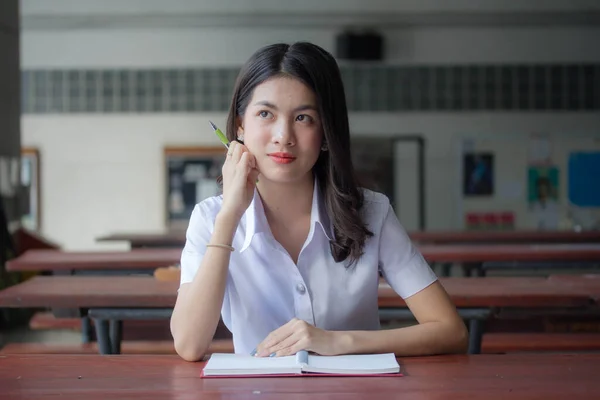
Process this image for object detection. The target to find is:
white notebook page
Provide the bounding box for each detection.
[306,353,399,372]
[204,353,299,372]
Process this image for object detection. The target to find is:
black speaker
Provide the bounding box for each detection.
[336,31,384,61]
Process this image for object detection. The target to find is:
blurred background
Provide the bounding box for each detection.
[1,0,600,359]
[1,0,599,250]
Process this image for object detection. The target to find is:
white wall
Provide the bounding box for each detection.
[19,2,600,250]
[22,112,600,250]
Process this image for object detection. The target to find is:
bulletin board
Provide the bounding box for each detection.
[164,146,226,229]
[454,133,600,230]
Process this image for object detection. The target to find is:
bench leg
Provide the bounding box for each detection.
[81,316,93,343]
[109,320,123,355]
[440,263,452,277]
[468,319,484,354]
[462,263,484,277]
[470,263,485,277]
[94,319,111,355]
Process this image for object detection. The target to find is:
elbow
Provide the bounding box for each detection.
[171,322,207,362]
[450,321,469,354]
[173,337,207,362]
[177,349,206,363]
[436,319,469,355]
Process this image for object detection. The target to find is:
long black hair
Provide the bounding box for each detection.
[226,42,372,265]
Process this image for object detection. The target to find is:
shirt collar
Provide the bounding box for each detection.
[239,178,334,253]
[312,177,335,242]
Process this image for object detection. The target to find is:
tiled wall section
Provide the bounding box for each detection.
[22,64,599,113]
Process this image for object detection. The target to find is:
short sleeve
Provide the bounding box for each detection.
[378,204,437,299]
[179,202,213,287]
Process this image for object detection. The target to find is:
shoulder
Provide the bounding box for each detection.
[359,188,392,226]
[360,188,390,207]
[195,194,223,215]
[182,194,224,250]
[189,194,224,227]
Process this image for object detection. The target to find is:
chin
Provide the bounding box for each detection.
[259,170,313,185]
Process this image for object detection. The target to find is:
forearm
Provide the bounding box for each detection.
[170,212,238,361]
[336,320,468,356]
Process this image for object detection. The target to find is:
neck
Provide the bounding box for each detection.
[257,174,315,225]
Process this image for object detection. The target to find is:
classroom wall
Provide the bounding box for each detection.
[21,0,600,14]
[19,1,600,250]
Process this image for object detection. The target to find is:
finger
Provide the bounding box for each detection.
[245,153,260,182]
[236,152,251,178]
[237,151,260,175]
[257,330,294,357]
[236,152,261,189]
[223,143,237,174]
[248,167,260,184]
[256,320,297,357]
[231,141,245,163]
[267,331,304,357]
[225,141,237,159]
[250,153,260,173]
[275,337,310,357]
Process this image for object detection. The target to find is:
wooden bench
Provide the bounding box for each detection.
[0,339,234,355]
[29,311,82,331]
[482,333,600,353]
[27,311,193,342]
[4,334,599,356]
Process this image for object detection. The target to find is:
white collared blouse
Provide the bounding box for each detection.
[180,181,437,354]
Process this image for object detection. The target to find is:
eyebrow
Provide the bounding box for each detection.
[253,101,317,113]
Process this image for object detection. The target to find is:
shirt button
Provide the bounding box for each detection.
[296,283,306,294]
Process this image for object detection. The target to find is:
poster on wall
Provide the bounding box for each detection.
[528,133,552,165]
[528,165,560,230]
[463,152,494,196]
[165,147,225,229]
[568,151,600,207]
[20,148,40,231]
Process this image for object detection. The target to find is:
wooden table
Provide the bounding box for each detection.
[97,231,186,248]
[548,274,600,301]
[98,229,600,248]
[1,354,599,399]
[3,248,180,345]
[411,229,600,244]
[5,248,182,273]
[8,244,600,274]
[1,275,593,309]
[418,243,600,276]
[0,276,597,355]
[419,243,600,263]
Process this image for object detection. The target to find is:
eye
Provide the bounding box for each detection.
[296,114,313,123]
[259,110,273,119]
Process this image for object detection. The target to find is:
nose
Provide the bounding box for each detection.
[271,121,295,146]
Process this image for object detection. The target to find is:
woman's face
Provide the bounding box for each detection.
[238,76,323,185]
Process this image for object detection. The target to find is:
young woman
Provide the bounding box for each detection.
[170,42,468,362]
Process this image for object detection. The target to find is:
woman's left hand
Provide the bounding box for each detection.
[254,318,341,357]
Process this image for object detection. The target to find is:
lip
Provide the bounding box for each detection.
[268,152,296,164]
[268,152,296,159]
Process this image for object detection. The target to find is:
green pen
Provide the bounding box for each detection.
[209,120,259,182]
[209,120,230,149]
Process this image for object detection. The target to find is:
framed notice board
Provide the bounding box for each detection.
[164,147,225,229]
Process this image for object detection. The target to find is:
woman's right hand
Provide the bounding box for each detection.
[219,141,260,222]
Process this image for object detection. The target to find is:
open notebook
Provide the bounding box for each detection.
[201,351,401,377]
